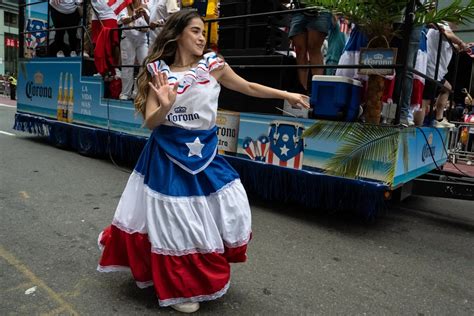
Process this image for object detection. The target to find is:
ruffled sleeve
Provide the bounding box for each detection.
[203,52,226,73]
[146,60,170,77]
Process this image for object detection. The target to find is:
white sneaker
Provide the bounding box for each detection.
[57,50,65,57]
[70,51,77,57]
[433,118,455,128]
[171,302,200,313]
[119,94,130,101]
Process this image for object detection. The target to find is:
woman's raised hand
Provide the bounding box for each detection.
[148,72,179,110]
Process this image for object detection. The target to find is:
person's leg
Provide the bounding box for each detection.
[10,85,15,100]
[50,7,66,54]
[66,10,81,55]
[132,36,148,98]
[307,30,326,76]
[292,33,309,90]
[288,13,309,91]
[435,80,451,121]
[400,26,422,124]
[306,12,331,77]
[120,36,135,99]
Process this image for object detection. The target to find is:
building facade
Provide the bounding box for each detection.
[0,0,18,76]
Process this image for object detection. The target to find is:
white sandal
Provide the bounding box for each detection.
[170,302,200,313]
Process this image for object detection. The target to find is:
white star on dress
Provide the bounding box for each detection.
[186,137,205,158]
[280,144,289,156]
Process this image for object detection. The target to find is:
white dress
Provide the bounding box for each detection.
[98,52,252,306]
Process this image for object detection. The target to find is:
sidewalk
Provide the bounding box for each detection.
[0,97,16,107]
[443,161,474,177]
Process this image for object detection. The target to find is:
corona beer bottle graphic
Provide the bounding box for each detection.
[56,72,63,120]
[67,73,74,123]
[62,73,68,121]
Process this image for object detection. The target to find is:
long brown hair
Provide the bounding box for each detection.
[134,9,204,117]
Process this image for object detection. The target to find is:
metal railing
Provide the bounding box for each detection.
[448,122,474,164]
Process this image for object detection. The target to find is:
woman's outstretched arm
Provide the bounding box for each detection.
[213,64,310,109]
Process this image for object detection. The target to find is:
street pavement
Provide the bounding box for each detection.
[1,104,473,315]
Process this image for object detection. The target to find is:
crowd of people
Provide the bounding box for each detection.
[45,0,473,130]
[48,0,179,100]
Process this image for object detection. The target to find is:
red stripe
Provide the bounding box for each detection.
[197,80,210,84]
[152,253,230,301]
[107,0,118,6]
[294,153,301,169]
[279,159,287,167]
[411,79,424,106]
[244,148,255,159]
[267,149,273,164]
[113,0,131,15]
[99,225,248,302]
[99,225,152,283]
[177,85,190,95]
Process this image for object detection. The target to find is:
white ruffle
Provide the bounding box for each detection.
[159,280,230,307]
[96,265,154,289]
[112,171,252,256]
[147,52,225,89]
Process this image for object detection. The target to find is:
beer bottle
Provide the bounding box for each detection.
[62,73,68,121]
[67,73,74,123]
[56,72,63,120]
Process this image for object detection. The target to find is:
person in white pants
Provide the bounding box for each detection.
[148,0,180,50]
[117,0,150,100]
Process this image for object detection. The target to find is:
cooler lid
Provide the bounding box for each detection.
[312,75,361,86]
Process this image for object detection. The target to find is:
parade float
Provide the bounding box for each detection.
[15,0,474,219]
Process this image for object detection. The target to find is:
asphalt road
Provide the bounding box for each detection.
[1,104,473,315]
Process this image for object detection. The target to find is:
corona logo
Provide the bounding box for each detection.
[34,71,44,84]
[174,106,187,113]
[216,115,227,125]
[25,71,52,101]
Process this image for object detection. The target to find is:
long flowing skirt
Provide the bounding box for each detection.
[97,126,252,306]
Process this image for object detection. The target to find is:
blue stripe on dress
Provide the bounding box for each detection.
[134,126,240,197]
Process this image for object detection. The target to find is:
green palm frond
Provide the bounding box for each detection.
[417,0,474,25]
[324,125,400,182]
[303,122,401,183]
[302,120,357,141]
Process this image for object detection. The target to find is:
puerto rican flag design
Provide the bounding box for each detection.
[242,137,257,160]
[256,135,270,158]
[266,122,304,170]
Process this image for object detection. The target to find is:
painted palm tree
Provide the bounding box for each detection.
[303,0,474,124]
[303,121,415,184]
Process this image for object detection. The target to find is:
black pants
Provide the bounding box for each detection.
[10,85,16,100]
[50,6,81,55]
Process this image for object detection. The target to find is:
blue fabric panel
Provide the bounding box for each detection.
[135,132,239,197]
[152,125,218,174]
